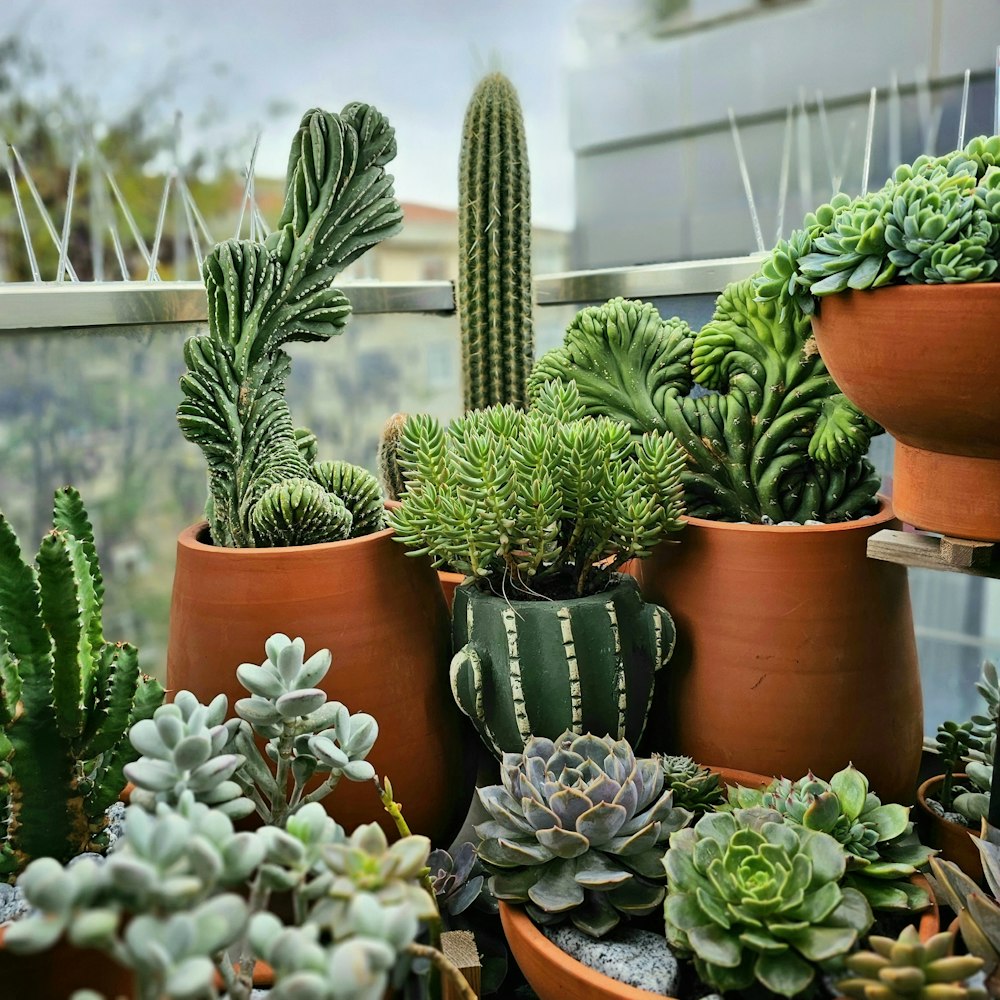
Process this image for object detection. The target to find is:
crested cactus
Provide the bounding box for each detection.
[530,291,881,523]
[0,487,164,880]
[376,412,409,502]
[477,731,692,937]
[458,72,534,410]
[177,105,401,548]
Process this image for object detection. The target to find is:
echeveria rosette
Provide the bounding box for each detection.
[727,765,934,912]
[663,807,874,997]
[659,756,725,814]
[475,731,692,937]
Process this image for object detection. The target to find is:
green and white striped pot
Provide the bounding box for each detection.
[450,574,675,757]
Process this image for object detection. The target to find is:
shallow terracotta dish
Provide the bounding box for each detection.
[811,285,1000,542]
[639,499,921,805]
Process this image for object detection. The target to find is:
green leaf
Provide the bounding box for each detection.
[688,923,742,968]
[788,924,858,961]
[754,950,815,997]
[527,859,585,913]
[830,765,868,821]
[865,803,909,841]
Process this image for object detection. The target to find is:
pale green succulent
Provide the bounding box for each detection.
[727,765,934,911]
[659,756,725,813]
[838,925,986,1000]
[663,807,873,997]
[476,731,692,937]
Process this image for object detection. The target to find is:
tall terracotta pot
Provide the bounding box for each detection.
[166,520,475,844]
[811,285,1000,541]
[639,499,922,804]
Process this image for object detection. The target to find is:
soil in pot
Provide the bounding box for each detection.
[916,773,985,884]
[811,284,1000,542]
[166,519,476,845]
[639,499,922,805]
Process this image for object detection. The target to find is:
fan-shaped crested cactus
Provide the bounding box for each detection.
[177,105,401,548]
[458,72,534,410]
[0,488,164,880]
[476,731,692,937]
[727,764,934,911]
[530,291,881,522]
[663,807,873,997]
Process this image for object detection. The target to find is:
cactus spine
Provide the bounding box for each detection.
[458,73,534,410]
[376,412,409,502]
[0,488,164,879]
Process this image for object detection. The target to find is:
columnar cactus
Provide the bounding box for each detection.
[530,291,881,522]
[376,412,409,502]
[177,105,401,548]
[0,488,164,880]
[458,72,534,410]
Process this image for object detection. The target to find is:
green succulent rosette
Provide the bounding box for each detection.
[727,765,934,912]
[660,755,725,813]
[476,731,692,937]
[663,807,873,997]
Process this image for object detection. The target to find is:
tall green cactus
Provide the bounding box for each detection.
[177,105,402,548]
[530,284,882,523]
[458,73,534,410]
[0,488,163,879]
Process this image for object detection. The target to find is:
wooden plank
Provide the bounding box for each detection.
[442,930,482,999]
[867,529,1000,579]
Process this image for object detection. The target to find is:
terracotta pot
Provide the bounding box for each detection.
[166,519,475,844]
[639,499,922,805]
[451,575,675,756]
[438,570,465,611]
[811,285,1000,541]
[0,928,134,998]
[916,774,985,884]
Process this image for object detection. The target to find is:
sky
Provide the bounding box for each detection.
[3,0,581,229]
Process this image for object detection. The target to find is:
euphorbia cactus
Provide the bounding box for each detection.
[458,72,534,410]
[0,488,164,880]
[177,105,401,548]
[530,292,880,522]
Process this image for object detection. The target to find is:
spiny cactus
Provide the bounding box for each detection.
[389,379,686,596]
[0,487,164,880]
[177,105,401,548]
[458,72,534,411]
[376,412,409,502]
[530,292,881,523]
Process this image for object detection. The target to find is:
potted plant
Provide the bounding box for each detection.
[388,379,686,755]
[169,103,471,842]
[2,632,475,1000]
[0,488,164,997]
[379,72,534,609]
[531,291,921,803]
[757,134,1000,542]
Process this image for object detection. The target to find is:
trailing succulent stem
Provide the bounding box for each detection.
[458,73,534,410]
[178,105,400,548]
[0,488,163,880]
[530,290,881,523]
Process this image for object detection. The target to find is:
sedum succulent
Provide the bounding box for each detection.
[476,731,692,937]
[389,378,685,597]
[663,807,873,997]
[727,765,934,911]
[838,925,986,1000]
[659,755,725,813]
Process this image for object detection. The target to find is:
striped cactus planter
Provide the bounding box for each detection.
[450,574,675,756]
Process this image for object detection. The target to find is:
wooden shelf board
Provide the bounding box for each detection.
[867,529,1000,579]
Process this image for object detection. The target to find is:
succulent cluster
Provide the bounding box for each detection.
[4,634,469,1000]
[389,379,686,596]
[0,488,163,880]
[663,807,874,997]
[177,105,399,548]
[476,731,692,937]
[756,135,1000,317]
[838,925,986,999]
[530,291,881,523]
[727,765,934,911]
[659,755,725,813]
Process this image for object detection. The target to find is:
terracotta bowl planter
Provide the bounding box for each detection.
[639,498,922,805]
[811,285,1000,541]
[916,774,985,884]
[166,518,475,844]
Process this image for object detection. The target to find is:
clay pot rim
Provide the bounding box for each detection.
[682,496,893,534]
[817,283,1000,305]
[177,518,395,557]
[916,773,979,833]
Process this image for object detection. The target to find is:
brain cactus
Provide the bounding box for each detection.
[530,292,880,523]
[663,807,873,997]
[838,926,986,1000]
[476,731,692,937]
[727,764,934,911]
[177,105,401,548]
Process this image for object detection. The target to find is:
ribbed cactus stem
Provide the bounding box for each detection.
[458,73,534,411]
[377,413,409,502]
